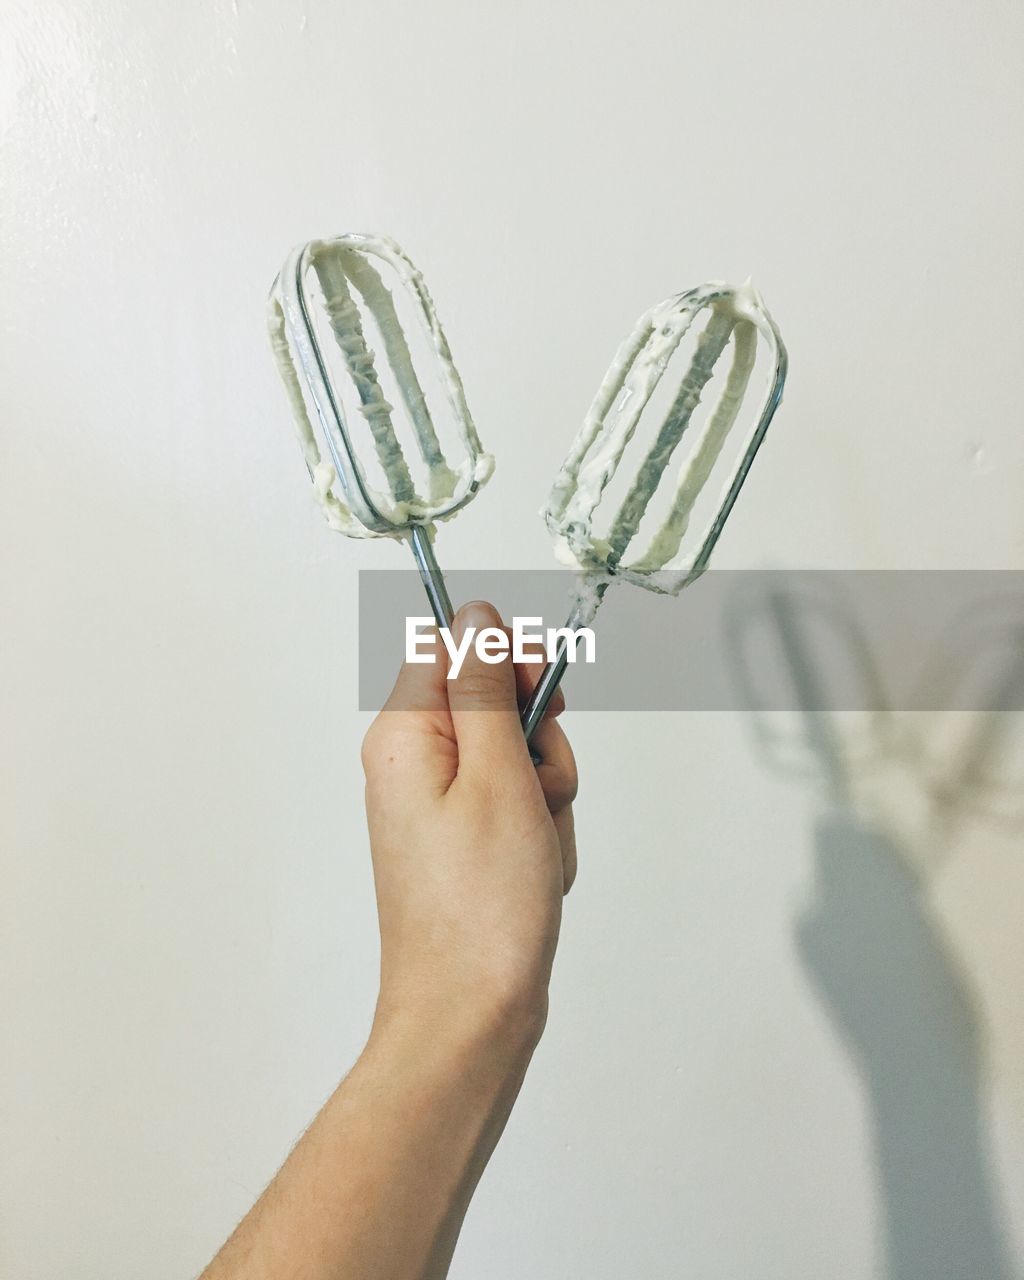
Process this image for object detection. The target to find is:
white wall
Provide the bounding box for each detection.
[3,1,1023,1276]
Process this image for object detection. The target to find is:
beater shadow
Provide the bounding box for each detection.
[906,605,1024,856]
[727,582,1021,1280]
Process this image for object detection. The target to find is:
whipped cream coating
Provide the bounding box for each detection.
[267,233,493,538]
[545,280,786,610]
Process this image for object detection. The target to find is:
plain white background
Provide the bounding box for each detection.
[3,1,1023,1276]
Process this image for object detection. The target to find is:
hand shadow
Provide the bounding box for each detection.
[728,579,1018,1280]
[797,813,1013,1279]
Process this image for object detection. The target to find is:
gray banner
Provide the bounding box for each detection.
[358,570,1024,714]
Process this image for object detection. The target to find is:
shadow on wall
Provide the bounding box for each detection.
[728,582,1023,1280]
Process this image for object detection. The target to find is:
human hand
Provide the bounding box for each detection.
[200,603,577,1280]
[796,813,979,1076]
[361,600,577,1054]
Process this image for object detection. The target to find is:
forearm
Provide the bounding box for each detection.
[201,603,575,1280]
[201,1001,543,1280]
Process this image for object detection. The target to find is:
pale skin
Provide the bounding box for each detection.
[200,600,577,1280]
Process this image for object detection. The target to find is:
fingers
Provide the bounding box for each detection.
[379,622,563,718]
[447,601,533,775]
[529,713,578,814]
[553,807,577,894]
[368,602,569,794]
[363,625,456,794]
[381,624,450,715]
[528,712,577,891]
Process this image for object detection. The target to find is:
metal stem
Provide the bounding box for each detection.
[521,634,573,743]
[410,524,545,764]
[521,591,605,744]
[408,524,455,630]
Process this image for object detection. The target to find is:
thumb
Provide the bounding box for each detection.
[446,601,531,774]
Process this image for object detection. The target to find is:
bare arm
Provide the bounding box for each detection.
[200,601,577,1280]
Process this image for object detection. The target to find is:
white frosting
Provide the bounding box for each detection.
[545,280,786,599]
[267,233,493,538]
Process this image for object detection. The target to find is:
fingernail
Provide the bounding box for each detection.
[453,600,499,644]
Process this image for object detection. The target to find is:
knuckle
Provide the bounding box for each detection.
[454,666,508,708]
[540,751,578,809]
[360,717,393,776]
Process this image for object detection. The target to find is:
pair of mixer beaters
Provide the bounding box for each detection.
[268,234,787,745]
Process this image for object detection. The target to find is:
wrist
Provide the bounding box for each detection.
[370,983,548,1080]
